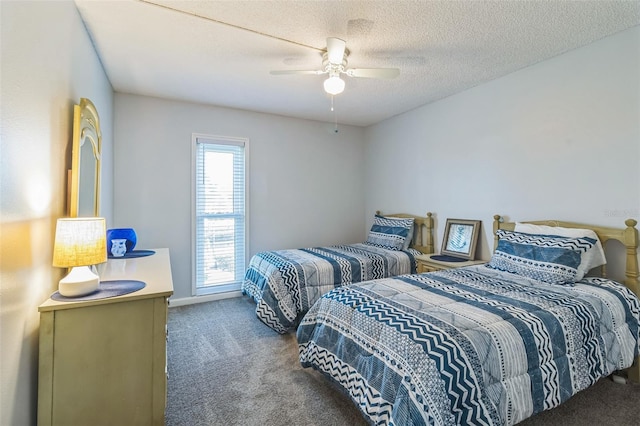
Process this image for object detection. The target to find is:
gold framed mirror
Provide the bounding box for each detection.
[69,98,101,217]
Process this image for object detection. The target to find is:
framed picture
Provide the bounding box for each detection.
[440,219,481,260]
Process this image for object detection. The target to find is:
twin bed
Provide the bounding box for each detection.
[242,212,435,333]
[294,215,640,425]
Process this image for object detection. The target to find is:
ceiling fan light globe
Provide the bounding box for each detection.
[324,76,345,95]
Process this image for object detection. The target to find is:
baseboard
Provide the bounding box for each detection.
[169,291,243,307]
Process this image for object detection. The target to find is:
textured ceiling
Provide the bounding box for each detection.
[74,0,640,127]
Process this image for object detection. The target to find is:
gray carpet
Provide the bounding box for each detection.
[166,296,640,425]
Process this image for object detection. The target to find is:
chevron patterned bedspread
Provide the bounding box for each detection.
[242,243,417,333]
[297,265,640,426]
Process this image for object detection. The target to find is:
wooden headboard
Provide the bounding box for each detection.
[492,215,639,298]
[377,211,435,254]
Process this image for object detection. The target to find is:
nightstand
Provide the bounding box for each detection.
[416,254,485,273]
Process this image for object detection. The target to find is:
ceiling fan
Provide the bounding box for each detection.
[270,37,400,95]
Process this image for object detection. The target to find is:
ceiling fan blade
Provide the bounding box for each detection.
[345,68,400,79]
[270,70,324,75]
[326,37,346,64]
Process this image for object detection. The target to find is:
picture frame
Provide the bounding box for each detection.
[440,218,481,260]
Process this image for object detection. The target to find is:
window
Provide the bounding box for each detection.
[192,134,248,295]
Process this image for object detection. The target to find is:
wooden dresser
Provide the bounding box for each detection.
[38,248,174,426]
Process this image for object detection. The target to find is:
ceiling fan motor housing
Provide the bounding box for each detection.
[322,51,348,75]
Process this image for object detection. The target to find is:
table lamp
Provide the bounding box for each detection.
[52,217,107,297]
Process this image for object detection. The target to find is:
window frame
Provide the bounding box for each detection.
[191,133,250,296]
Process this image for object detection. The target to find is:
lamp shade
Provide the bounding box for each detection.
[323,75,345,95]
[53,218,107,268]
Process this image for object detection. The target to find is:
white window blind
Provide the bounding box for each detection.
[193,135,247,295]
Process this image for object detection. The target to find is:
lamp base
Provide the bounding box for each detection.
[59,266,100,297]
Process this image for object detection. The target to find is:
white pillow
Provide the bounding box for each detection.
[514,223,606,280]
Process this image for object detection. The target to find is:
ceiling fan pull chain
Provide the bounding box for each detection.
[332,97,339,133]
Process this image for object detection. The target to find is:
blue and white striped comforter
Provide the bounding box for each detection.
[242,243,417,333]
[297,265,640,425]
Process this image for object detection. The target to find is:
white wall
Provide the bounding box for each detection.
[0,1,114,424]
[365,26,640,269]
[113,94,366,299]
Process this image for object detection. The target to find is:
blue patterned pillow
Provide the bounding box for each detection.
[365,215,414,251]
[488,229,597,284]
